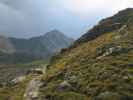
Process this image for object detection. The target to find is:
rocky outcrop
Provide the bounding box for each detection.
[96,45,123,59]
[57,81,72,92]
[11,76,26,85]
[27,68,43,75]
[27,66,47,75]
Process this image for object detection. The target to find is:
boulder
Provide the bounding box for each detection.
[11,76,26,85]
[27,68,43,75]
[58,81,72,91]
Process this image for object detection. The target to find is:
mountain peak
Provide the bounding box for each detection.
[50,29,62,33]
[40,30,74,52]
[44,29,65,37]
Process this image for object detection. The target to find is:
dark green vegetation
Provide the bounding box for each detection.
[0,30,74,64]
[0,8,133,100]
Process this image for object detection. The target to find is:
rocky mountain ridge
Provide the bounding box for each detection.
[76,8,133,44]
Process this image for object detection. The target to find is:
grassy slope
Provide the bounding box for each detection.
[39,24,133,100]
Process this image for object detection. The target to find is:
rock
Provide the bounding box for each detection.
[64,72,78,83]
[27,68,44,75]
[123,76,131,82]
[97,45,122,59]
[24,78,43,100]
[114,35,121,40]
[11,76,26,85]
[58,81,72,91]
[118,25,127,33]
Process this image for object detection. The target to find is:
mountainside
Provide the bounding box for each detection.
[0,36,15,53]
[29,30,74,53]
[35,8,133,100]
[0,8,133,100]
[76,8,133,44]
[0,30,74,64]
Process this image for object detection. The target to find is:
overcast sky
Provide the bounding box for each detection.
[0,0,133,39]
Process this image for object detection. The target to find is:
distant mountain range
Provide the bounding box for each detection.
[0,30,74,64]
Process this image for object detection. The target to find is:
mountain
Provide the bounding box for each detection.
[29,30,74,53]
[0,30,74,64]
[0,36,15,53]
[0,8,133,100]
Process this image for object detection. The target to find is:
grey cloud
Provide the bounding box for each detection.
[0,0,88,39]
[0,0,45,38]
[0,0,126,39]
